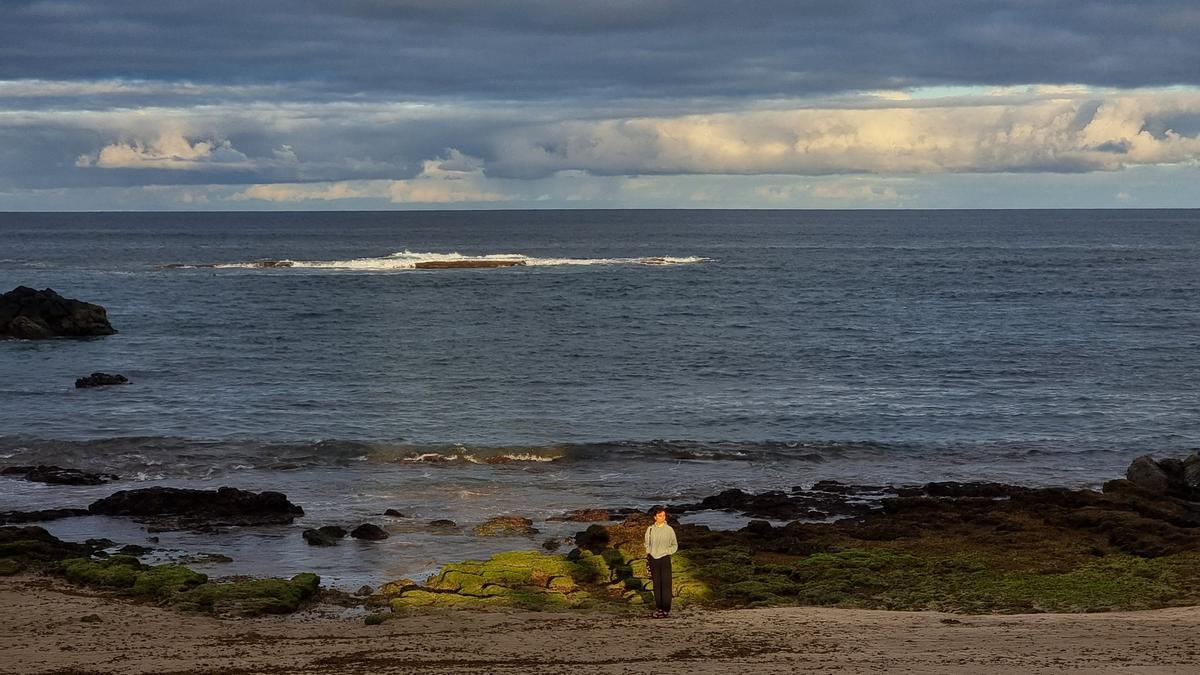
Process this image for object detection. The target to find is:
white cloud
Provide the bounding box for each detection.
[493,90,1200,176]
[76,131,250,170]
[231,149,511,204]
[387,149,509,203]
[230,181,386,202]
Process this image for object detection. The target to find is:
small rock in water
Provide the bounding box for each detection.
[317,525,348,539]
[350,523,389,540]
[542,537,562,551]
[383,509,405,517]
[75,372,129,388]
[117,544,152,556]
[302,529,339,547]
[547,508,612,522]
[2,465,117,486]
[355,585,374,597]
[474,515,538,537]
[428,519,457,529]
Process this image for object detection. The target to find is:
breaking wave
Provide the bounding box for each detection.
[0,436,1136,481]
[160,250,710,271]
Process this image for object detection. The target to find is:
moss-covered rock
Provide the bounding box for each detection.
[60,556,142,589]
[174,573,321,616]
[130,564,208,598]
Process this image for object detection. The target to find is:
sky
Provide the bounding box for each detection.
[2,0,1199,210]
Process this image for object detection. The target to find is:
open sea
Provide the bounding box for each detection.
[2,209,1199,588]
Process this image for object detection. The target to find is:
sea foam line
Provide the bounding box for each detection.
[166,250,710,271]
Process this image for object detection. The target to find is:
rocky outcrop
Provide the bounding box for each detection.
[0,508,91,525]
[75,372,129,388]
[0,526,94,575]
[2,465,117,485]
[0,287,116,339]
[1124,453,1200,500]
[473,515,538,537]
[381,455,1200,615]
[676,481,886,521]
[88,486,303,530]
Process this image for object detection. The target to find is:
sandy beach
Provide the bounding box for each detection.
[3,574,1199,674]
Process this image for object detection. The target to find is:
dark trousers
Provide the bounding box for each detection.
[648,554,672,612]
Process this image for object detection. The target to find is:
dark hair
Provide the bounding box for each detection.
[651,505,668,516]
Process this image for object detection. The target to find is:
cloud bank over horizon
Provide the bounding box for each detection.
[2,1,1199,209]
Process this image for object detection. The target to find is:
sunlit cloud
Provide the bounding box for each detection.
[76,132,251,170]
[492,91,1200,177]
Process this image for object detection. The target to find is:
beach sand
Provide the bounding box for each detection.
[3,575,1200,674]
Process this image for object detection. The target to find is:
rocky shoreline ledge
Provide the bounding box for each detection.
[5,453,1200,621]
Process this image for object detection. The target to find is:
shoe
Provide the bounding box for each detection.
[652,610,665,618]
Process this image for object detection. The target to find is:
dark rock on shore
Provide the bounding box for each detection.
[2,465,117,486]
[0,526,94,574]
[0,286,116,339]
[0,508,91,525]
[350,523,389,540]
[75,372,129,388]
[88,486,303,530]
[675,482,885,521]
[1125,452,1200,500]
[546,508,617,522]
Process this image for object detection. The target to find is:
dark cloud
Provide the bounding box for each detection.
[2,1,1198,101]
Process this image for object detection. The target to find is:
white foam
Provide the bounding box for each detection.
[211,250,710,271]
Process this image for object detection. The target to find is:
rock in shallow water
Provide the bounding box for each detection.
[1,465,117,486]
[473,515,539,537]
[75,372,129,388]
[350,523,389,540]
[302,529,339,546]
[0,286,116,339]
[87,486,303,530]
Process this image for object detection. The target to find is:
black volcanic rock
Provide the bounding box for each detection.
[88,486,303,530]
[75,372,129,388]
[2,465,117,486]
[0,286,115,339]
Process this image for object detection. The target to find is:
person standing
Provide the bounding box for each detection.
[644,506,678,618]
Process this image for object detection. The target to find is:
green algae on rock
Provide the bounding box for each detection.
[174,573,321,616]
[380,457,1200,615]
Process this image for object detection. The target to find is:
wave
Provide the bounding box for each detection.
[159,250,711,271]
[0,435,1144,481]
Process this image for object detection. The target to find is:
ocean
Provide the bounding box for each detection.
[2,209,1198,588]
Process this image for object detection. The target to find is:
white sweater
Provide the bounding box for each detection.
[644,523,678,559]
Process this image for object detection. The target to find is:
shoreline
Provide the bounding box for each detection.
[3,574,1200,674]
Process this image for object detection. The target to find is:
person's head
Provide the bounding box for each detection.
[652,506,668,524]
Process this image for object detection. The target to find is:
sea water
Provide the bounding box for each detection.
[2,209,1198,587]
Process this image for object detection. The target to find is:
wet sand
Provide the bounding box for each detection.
[3,574,1199,674]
